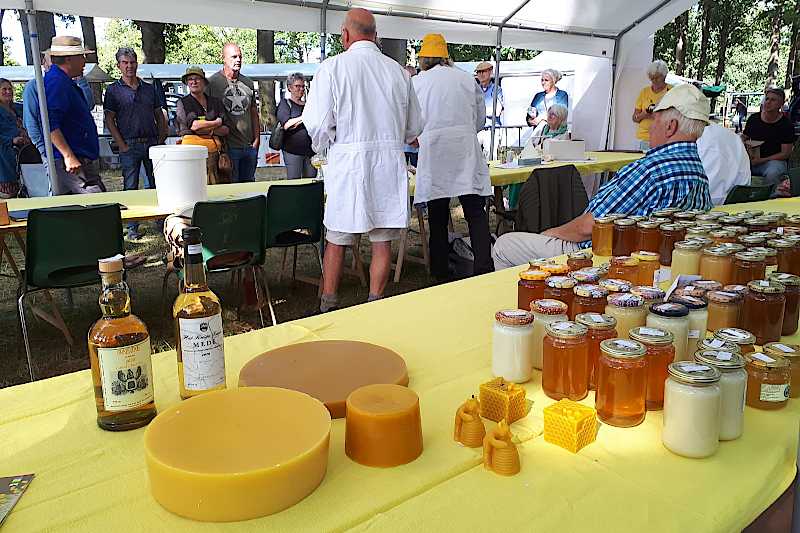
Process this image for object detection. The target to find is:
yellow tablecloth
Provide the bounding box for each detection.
[488,151,643,187]
[2,226,799,531]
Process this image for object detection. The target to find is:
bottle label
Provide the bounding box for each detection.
[179,313,226,391]
[187,243,203,255]
[654,268,671,284]
[760,383,790,402]
[97,338,154,412]
[687,329,701,339]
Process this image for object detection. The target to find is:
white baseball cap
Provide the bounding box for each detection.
[653,84,711,123]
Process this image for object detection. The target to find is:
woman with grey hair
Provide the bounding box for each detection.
[526,68,569,127]
[537,104,569,145]
[276,72,316,179]
[632,59,672,151]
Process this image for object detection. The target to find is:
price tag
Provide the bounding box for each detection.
[778,274,793,280]
[683,296,703,305]
[707,339,725,348]
[553,322,573,330]
[777,227,785,235]
[640,327,665,336]
[187,243,203,255]
[723,329,748,339]
[717,292,737,298]
[589,313,605,323]
[753,353,776,363]
[504,310,529,317]
[617,340,638,349]
[759,280,770,287]
[771,343,794,353]
[716,352,733,360]
[687,329,701,339]
[654,268,671,284]
[682,364,711,372]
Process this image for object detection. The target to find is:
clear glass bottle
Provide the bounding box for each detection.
[605,293,647,340]
[694,350,746,441]
[630,326,675,410]
[647,302,691,362]
[741,280,786,345]
[744,352,791,410]
[662,362,721,458]
[769,273,800,336]
[492,310,535,383]
[88,256,157,431]
[575,313,618,390]
[531,299,569,370]
[596,338,648,427]
[542,321,589,401]
[173,227,226,400]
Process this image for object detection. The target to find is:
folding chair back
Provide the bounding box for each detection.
[264,181,324,249]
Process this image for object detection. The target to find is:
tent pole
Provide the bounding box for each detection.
[490,0,531,160]
[25,0,59,196]
[320,0,330,60]
[605,36,621,150]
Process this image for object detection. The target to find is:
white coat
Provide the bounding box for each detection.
[696,123,752,205]
[302,40,423,233]
[412,64,491,204]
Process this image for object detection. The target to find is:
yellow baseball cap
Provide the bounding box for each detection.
[653,84,711,123]
[418,34,449,58]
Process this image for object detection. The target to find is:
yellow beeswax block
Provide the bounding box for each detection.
[479,378,527,424]
[543,399,598,453]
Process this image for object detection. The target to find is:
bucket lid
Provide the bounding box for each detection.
[149,144,209,160]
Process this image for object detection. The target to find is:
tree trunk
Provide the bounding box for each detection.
[17,11,32,65]
[765,3,783,88]
[35,12,55,52]
[697,0,713,79]
[80,17,103,104]
[715,16,731,85]
[135,21,166,63]
[786,2,800,86]
[380,38,407,65]
[256,29,277,130]
[674,11,689,76]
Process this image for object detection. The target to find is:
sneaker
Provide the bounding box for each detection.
[127,230,142,241]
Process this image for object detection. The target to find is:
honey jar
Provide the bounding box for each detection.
[567,250,594,272]
[713,327,756,354]
[605,293,647,340]
[542,321,589,401]
[608,256,640,285]
[596,338,647,427]
[741,280,786,345]
[731,252,766,286]
[517,269,550,312]
[572,284,609,317]
[768,273,800,336]
[591,216,616,256]
[575,312,618,391]
[670,240,702,281]
[699,247,734,286]
[763,343,800,398]
[658,223,686,266]
[636,220,662,254]
[744,352,790,410]
[694,350,746,441]
[544,276,578,319]
[612,218,638,257]
[662,362,721,458]
[632,251,660,287]
[705,290,742,331]
[531,299,569,370]
[630,326,675,410]
[599,278,632,294]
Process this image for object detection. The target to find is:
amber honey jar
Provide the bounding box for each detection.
[658,223,686,266]
[573,284,609,317]
[567,250,594,272]
[763,343,800,398]
[608,256,640,285]
[632,251,660,287]
[629,326,675,410]
[706,290,742,332]
[591,216,616,256]
[745,218,770,233]
[769,239,800,276]
[751,246,778,271]
[732,252,767,286]
[636,221,662,254]
[576,313,618,391]
[768,273,800,336]
[714,328,756,354]
[542,263,570,276]
[744,352,791,410]
[542,321,590,401]
[741,280,786,345]
[517,269,550,312]
[544,276,578,319]
[699,247,734,286]
[612,219,638,257]
[596,338,648,427]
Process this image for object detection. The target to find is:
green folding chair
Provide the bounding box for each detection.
[18,204,124,381]
[264,181,324,286]
[723,184,775,205]
[161,195,271,326]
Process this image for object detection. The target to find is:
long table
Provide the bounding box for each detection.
[2,199,799,530]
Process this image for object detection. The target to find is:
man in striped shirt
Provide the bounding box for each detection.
[493,84,713,270]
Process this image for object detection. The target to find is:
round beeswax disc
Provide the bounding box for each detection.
[238,340,409,418]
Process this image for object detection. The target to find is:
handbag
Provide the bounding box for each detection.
[217,137,233,182]
[268,99,287,151]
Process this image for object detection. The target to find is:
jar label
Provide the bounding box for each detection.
[179,313,226,391]
[716,352,733,360]
[759,383,790,402]
[97,338,154,412]
[187,243,203,255]
[758,280,770,287]
[503,310,529,318]
[771,343,794,353]
[552,322,573,330]
[688,329,701,339]
[707,339,725,348]
[717,292,737,298]
[640,327,665,336]
[752,352,776,364]
[683,364,711,372]
[654,268,671,285]
[589,313,605,323]
[723,329,749,339]
[616,340,638,349]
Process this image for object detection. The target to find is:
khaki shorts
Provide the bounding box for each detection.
[326,228,402,246]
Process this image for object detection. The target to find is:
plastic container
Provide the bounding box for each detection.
[492,310,535,383]
[595,338,648,427]
[150,145,209,211]
[662,362,721,458]
[694,350,746,441]
[630,326,675,410]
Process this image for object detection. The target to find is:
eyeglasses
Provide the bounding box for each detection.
[475,68,491,73]
[290,84,305,89]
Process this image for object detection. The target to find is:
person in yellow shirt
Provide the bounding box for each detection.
[633,60,672,152]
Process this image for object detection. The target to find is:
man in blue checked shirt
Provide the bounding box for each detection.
[493,84,713,269]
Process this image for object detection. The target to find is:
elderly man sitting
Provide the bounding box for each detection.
[493,84,713,269]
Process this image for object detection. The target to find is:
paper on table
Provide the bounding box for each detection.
[0,474,34,526]
[665,274,702,300]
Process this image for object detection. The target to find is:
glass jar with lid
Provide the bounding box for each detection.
[768,273,800,335]
[595,262,611,277]
[659,223,686,266]
[573,284,609,317]
[492,310,535,383]
[596,338,648,427]
[649,217,671,226]
[628,215,648,223]
[599,278,632,295]
[719,214,746,225]
[698,337,741,353]
[567,250,594,272]
[693,236,717,250]
[763,343,800,398]
[576,313,618,390]
[542,321,589,401]
[694,280,723,293]
[608,256,640,285]
[750,246,778,273]
[741,280,786,345]
[517,269,550,312]
[612,218,638,256]
[647,302,691,362]
[672,285,709,299]
[541,263,570,276]
[591,216,616,256]
[709,230,737,245]
[694,350,746,441]
[699,247,734,286]
[686,227,711,240]
[722,284,748,296]
[670,295,709,356]
[769,239,800,276]
[531,299,569,370]
[632,251,660,286]
[732,251,767,286]
[636,220,662,253]
[714,327,756,354]
[605,293,647,339]
[570,269,601,285]
[723,225,749,236]
[662,362,722,458]
[750,231,775,241]
[653,208,680,219]
[670,240,703,281]
[706,290,742,331]
[761,216,781,233]
[630,286,666,309]
[739,234,766,248]
[745,218,771,233]
[544,276,578,319]
[673,212,697,223]
[740,210,764,218]
[630,326,675,410]
[744,352,790,410]
[786,214,800,228]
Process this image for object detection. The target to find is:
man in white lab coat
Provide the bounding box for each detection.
[303,8,423,312]
[412,34,493,281]
[695,121,751,205]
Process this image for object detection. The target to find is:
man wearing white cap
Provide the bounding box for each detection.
[475,61,502,157]
[44,36,104,194]
[493,83,712,268]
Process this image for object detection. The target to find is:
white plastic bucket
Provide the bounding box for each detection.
[149,145,208,211]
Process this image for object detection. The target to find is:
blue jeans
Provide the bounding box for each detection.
[119,140,156,232]
[228,146,258,183]
[751,160,788,186]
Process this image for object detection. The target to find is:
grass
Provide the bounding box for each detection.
[0,167,469,388]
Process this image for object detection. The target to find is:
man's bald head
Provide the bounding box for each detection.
[342,8,376,49]
[222,43,243,75]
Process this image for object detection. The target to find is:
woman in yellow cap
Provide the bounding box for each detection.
[412,33,493,281]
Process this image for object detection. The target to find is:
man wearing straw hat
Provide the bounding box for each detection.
[43,36,104,194]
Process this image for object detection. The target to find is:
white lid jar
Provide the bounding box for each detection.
[662,361,721,458]
[647,302,691,362]
[694,350,746,441]
[492,309,535,383]
[530,299,569,370]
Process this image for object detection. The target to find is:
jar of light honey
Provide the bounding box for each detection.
[744,352,791,410]
[531,299,569,370]
[769,273,800,336]
[596,338,648,427]
[517,269,550,312]
[636,220,662,254]
[630,286,666,309]
[567,250,594,272]
[573,284,609,317]
[608,256,640,285]
[706,290,742,331]
[670,240,702,282]
[694,350,746,441]
[605,293,647,340]
[591,216,616,256]
[632,251,660,286]
[732,252,767,286]
[630,326,675,410]
[669,295,708,357]
[741,280,786,345]
[576,312,618,390]
[699,247,734,286]
[739,234,767,248]
[613,219,638,257]
[647,302,691,362]
[542,321,589,401]
[662,362,721,458]
[492,310,535,383]
[544,276,578,319]
[763,343,800,398]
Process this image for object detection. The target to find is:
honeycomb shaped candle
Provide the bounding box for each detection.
[479,377,527,423]
[345,383,423,467]
[543,399,598,453]
[144,387,331,522]
[483,420,521,476]
[454,395,486,448]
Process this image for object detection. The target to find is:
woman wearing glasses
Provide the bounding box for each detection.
[277,72,316,179]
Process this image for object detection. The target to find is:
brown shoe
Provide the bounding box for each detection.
[123,254,146,270]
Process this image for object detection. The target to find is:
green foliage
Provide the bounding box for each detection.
[408,40,538,63]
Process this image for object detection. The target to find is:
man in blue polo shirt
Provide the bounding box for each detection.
[44,36,104,194]
[492,84,713,269]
